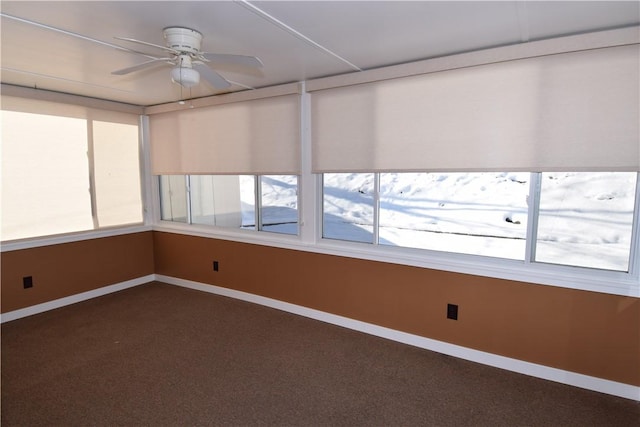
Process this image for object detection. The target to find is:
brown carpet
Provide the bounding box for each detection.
[2,281,638,426]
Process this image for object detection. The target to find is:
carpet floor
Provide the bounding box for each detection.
[2,281,639,426]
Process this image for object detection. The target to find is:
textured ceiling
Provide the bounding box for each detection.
[1,1,638,106]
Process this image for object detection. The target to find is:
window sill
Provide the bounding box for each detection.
[1,224,152,252]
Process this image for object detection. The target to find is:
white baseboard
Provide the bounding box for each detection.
[0,274,155,323]
[157,274,640,402]
[3,273,637,401]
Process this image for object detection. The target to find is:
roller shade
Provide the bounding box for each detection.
[149,93,300,175]
[310,45,640,172]
[1,95,143,239]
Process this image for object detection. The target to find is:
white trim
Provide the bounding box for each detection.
[0,225,152,252]
[157,274,640,402]
[144,82,300,115]
[0,83,144,114]
[305,26,639,92]
[298,82,317,245]
[0,275,154,323]
[236,0,362,72]
[139,115,154,226]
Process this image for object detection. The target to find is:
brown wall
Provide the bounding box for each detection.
[1,232,154,313]
[154,231,640,387]
[2,230,637,387]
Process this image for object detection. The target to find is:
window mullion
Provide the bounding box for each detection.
[86,118,99,229]
[627,172,640,277]
[373,173,380,245]
[185,175,192,224]
[524,172,541,264]
[256,175,262,231]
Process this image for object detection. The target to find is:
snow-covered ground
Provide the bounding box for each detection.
[255,172,636,272]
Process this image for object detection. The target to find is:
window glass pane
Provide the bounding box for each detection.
[379,173,528,259]
[239,175,256,230]
[93,120,142,227]
[191,175,255,229]
[323,173,375,243]
[260,175,298,235]
[535,172,637,271]
[1,110,93,240]
[159,175,187,223]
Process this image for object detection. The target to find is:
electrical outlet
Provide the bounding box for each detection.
[213,261,219,272]
[447,303,458,320]
[23,276,33,289]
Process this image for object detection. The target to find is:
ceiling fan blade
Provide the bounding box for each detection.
[199,53,263,68]
[193,62,232,89]
[112,58,171,75]
[111,44,163,60]
[114,36,178,55]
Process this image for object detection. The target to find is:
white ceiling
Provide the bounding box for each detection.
[1,1,638,107]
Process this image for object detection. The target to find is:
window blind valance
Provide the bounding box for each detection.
[310,44,639,173]
[149,93,300,175]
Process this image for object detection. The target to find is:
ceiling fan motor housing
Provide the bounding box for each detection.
[163,27,203,53]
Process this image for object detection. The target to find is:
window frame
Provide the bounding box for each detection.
[158,174,301,236]
[154,170,640,298]
[320,171,639,274]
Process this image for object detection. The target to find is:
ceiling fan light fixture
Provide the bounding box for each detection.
[170,66,200,88]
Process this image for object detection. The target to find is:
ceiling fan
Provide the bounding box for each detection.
[111,26,263,90]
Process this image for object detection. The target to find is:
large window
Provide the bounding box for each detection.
[160,175,299,236]
[323,172,638,272]
[1,98,143,241]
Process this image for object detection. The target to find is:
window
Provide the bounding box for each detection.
[322,172,638,271]
[1,99,143,241]
[535,172,637,272]
[378,172,528,259]
[92,120,143,227]
[159,175,299,236]
[260,175,299,235]
[323,173,375,243]
[159,175,188,223]
[190,175,254,229]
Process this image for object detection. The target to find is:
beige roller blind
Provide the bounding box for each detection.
[310,45,640,172]
[149,94,300,175]
[1,95,142,240]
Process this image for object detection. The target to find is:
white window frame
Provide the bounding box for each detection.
[318,171,639,293]
[158,174,301,235]
[1,110,150,253]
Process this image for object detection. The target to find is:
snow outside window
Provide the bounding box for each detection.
[323,173,375,243]
[535,172,637,272]
[378,173,528,260]
[322,172,638,271]
[322,172,528,258]
[260,175,299,235]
